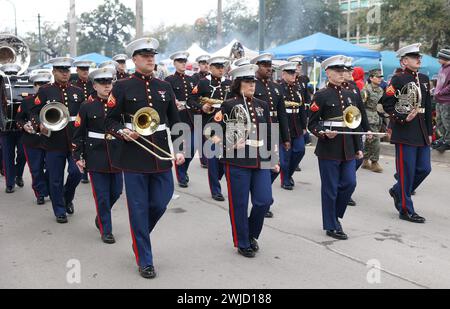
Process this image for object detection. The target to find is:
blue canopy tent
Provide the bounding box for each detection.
[74,53,112,66]
[353,51,441,80]
[264,33,382,91]
[264,32,382,61]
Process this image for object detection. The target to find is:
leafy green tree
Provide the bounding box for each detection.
[77,0,135,57]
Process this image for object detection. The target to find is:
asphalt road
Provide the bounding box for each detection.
[1,147,450,289]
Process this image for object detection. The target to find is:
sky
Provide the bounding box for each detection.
[0,0,259,36]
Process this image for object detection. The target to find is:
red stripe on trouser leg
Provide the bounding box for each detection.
[399,145,407,213]
[174,164,181,183]
[225,164,239,248]
[280,170,284,186]
[125,197,140,266]
[88,172,104,236]
[23,145,39,198]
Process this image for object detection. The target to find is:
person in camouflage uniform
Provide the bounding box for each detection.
[361,69,385,173]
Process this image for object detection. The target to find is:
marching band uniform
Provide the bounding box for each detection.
[165,51,197,188]
[112,54,130,80]
[188,56,232,202]
[72,68,123,244]
[72,60,96,184]
[382,44,432,223]
[105,38,183,279]
[16,72,51,204]
[220,64,273,258]
[278,62,307,190]
[251,53,290,218]
[192,55,211,85]
[308,55,366,240]
[31,57,85,223]
[0,64,27,193]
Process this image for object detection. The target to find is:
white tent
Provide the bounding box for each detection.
[186,43,209,63]
[211,39,259,59]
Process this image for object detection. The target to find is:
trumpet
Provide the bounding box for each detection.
[39,102,71,137]
[119,107,174,161]
[200,97,224,114]
[321,106,387,136]
[285,101,303,108]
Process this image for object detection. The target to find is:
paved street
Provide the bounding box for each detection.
[1,147,450,289]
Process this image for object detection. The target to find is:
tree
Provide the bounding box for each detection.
[77,0,135,57]
[24,22,70,65]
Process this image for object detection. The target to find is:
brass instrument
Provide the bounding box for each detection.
[200,97,224,114]
[324,106,387,136]
[223,103,251,147]
[119,107,175,161]
[285,101,303,108]
[394,80,422,115]
[39,102,71,137]
[0,34,31,75]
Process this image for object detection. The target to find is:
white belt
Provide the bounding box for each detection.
[321,121,346,128]
[125,123,167,132]
[246,140,264,148]
[418,108,425,114]
[286,109,299,114]
[270,111,278,117]
[69,116,77,122]
[88,132,115,140]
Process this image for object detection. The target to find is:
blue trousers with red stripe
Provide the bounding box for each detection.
[393,144,431,215]
[207,144,224,196]
[89,172,123,236]
[279,136,306,186]
[46,151,82,217]
[124,170,174,268]
[225,164,273,249]
[1,132,26,189]
[23,146,48,198]
[174,131,195,184]
[318,159,357,231]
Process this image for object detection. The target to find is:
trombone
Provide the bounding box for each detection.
[119,107,175,161]
[320,106,387,136]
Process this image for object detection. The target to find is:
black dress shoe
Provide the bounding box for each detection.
[66,202,74,215]
[139,266,157,279]
[289,177,295,187]
[185,174,190,183]
[399,212,426,224]
[265,211,274,218]
[15,177,24,188]
[201,164,208,169]
[179,182,189,188]
[295,166,302,172]
[95,216,100,230]
[238,247,256,258]
[326,230,348,240]
[37,196,45,205]
[250,238,259,252]
[56,216,68,224]
[102,234,116,244]
[389,188,401,212]
[5,186,15,194]
[348,198,356,207]
[436,143,450,153]
[212,193,225,202]
[432,139,444,149]
[282,184,294,191]
[81,179,90,184]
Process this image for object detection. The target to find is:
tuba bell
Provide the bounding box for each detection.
[0,34,31,75]
[39,102,71,137]
[342,105,362,130]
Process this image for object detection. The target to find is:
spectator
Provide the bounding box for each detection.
[352,67,365,91]
[434,48,450,153]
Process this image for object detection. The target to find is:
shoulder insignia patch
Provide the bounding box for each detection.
[310,102,320,113]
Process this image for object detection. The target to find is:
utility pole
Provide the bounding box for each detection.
[69,0,77,57]
[38,14,43,63]
[136,0,144,39]
[258,0,265,52]
[217,0,223,47]
[346,0,351,42]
